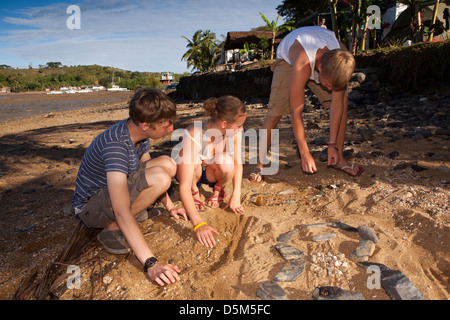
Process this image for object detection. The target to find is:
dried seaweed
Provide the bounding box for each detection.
[13,220,101,300]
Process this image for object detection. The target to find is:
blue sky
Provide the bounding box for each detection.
[0,0,282,73]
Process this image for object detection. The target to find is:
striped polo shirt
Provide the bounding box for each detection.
[72,118,150,215]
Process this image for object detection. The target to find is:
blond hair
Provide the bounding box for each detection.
[320,49,355,91]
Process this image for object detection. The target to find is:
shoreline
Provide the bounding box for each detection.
[0,91,133,121]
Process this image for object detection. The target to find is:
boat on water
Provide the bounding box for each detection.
[107,70,128,91]
[107,84,129,91]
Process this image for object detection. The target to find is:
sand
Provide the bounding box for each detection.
[0,91,448,301]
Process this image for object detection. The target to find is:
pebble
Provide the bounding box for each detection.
[274,243,304,260]
[300,222,333,229]
[357,225,379,243]
[274,258,307,282]
[103,276,113,285]
[358,127,375,141]
[311,233,336,242]
[387,151,400,159]
[332,221,358,232]
[300,221,358,232]
[381,270,425,300]
[278,189,294,195]
[350,240,376,262]
[256,281,287,300]
[357,261,391,272]
[276,229,299,243]
[312,286,365,300]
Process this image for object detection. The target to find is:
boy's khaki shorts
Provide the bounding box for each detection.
[267,59,343,117]
[77,162,149,229]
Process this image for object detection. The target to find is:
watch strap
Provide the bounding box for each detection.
[143,257,158,272]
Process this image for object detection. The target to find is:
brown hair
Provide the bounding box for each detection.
[129,87,177,127]
[203,95,246,123]
[320,49,355,90]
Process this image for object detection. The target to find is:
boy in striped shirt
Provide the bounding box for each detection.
[72,87,186,287]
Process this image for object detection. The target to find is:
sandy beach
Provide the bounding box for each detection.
[0,89,448,301]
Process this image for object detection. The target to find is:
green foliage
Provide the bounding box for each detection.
[259,12,295,59]
[181,30,223,72]
[0,64,185,92]
[276,0,328,22]
[46,62,63,68]
[240,38,271,61]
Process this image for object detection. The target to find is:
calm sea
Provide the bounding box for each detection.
[0,92,131,120]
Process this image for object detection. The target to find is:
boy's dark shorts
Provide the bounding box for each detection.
[77,163,149,229]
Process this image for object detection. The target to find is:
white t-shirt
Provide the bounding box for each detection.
[276,26,340,83]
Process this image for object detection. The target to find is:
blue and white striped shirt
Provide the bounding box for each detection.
[72,119,150,214]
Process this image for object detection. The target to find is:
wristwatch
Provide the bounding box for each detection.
[143,257,158,272]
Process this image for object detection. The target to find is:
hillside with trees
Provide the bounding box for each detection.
[0,63,189,93]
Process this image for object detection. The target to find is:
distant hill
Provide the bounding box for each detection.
[0,64,189,93]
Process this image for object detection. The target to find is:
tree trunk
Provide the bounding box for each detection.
[328,0,339,39]
[271,35,275,60]
[361,15,368,50]
[351,0,361,54]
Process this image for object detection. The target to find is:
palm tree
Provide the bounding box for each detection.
[181,30,203,71]
[182,30,222,72]
[259,13,295,60]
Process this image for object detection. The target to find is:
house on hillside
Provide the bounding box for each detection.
[160,72,174,86]
[220,31,282,65]
[1,87,11,93]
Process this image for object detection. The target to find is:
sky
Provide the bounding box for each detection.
[0,0,282,73]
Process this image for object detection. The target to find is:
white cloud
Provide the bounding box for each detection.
[0,0,282,72]
[4,37,188,72]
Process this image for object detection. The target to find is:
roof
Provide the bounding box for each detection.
[224,31,282,50]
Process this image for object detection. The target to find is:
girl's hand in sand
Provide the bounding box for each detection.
[195,223,219,248]
[147,262,181,286]
[224,196,245,215]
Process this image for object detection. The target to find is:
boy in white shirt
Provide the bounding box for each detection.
[249,26,364,182]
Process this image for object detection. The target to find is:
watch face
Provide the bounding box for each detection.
[144,257,158,271]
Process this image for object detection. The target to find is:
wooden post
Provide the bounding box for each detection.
[429,0,440,42]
